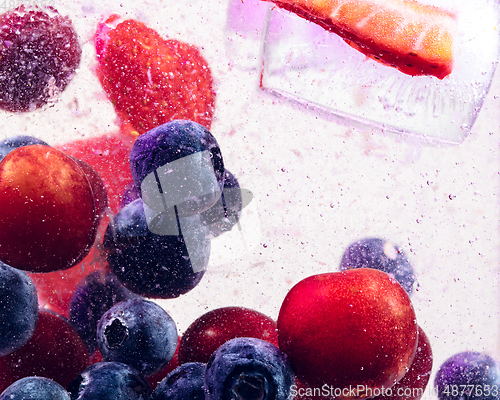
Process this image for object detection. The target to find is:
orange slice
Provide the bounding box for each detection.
[268,0,456,79]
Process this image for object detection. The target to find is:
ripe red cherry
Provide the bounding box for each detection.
[278,269,418,399]
[178,306,279,364]
[0,310,90,392]
[0,145,107,273]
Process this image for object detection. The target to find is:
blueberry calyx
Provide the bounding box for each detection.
[104,319,129,348]
[232,373,267,400]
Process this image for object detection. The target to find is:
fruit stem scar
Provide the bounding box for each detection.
[232,374,266,400]
[104,318,129,348]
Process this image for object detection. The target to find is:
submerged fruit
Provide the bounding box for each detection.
[278,268,418,398]
[0,7,81,112]
[95,17,215,136]
[266,0,456,79]
[0,145,107,273]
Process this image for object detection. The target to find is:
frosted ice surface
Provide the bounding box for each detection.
[258,0,500,143]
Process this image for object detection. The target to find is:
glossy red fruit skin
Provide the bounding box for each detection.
[27,135,132,317]
[374,326,432,400]
[0,145,106,273]
[0,310,90,392]
[278,269,418,399]
[95,17,215,136]
[69,156,108,224]
[178,306,279,364]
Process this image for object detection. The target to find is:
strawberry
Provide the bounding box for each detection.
[94,16,215,137]
[266,0,456,79]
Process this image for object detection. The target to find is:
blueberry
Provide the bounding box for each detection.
[68,361,151,400]
[68,271,137,352]
[0,262,38,357]
[96,298,178,377]
[151,362,206,400]
[0,136,49,162]
[204,337,294,400]
[435,352,500,400]
[200,170,243,238]
[129,120,225,217]
[103,198,209,298]
[120,182,140,208]
[0,377,70,400]
[339,237,415,294]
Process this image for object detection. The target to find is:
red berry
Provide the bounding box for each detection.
[0,7,81,112]
[278,269,418,398]
[95,17,215,137]
[0,145,107,273]
[0,310,90,392]
[178,306,279,364]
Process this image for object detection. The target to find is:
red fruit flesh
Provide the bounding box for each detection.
[0,310,90,392]
[57,134,133,214]
[28,257,108,318]
[278,269,418,399]
[178,306,279,364]
[0,8,81,112]
[95,17,215,137]
[0,145,105,273]
[268,0,455,79]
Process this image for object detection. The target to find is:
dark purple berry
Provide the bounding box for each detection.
[68,361,151,400]
[103,198,209,298]
[68,271,137,352]
[340,237,415,294]
[129,120,225,217]
[0,262,38,357]
[435,352,500,400]
[0,377,70,400]
[204,337,294,400]
[151,362,206,400]
[96,298,178,377]
[0,8,81,112]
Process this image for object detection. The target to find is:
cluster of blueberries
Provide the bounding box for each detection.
[104,120,245,298]
[0,129,499,400]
